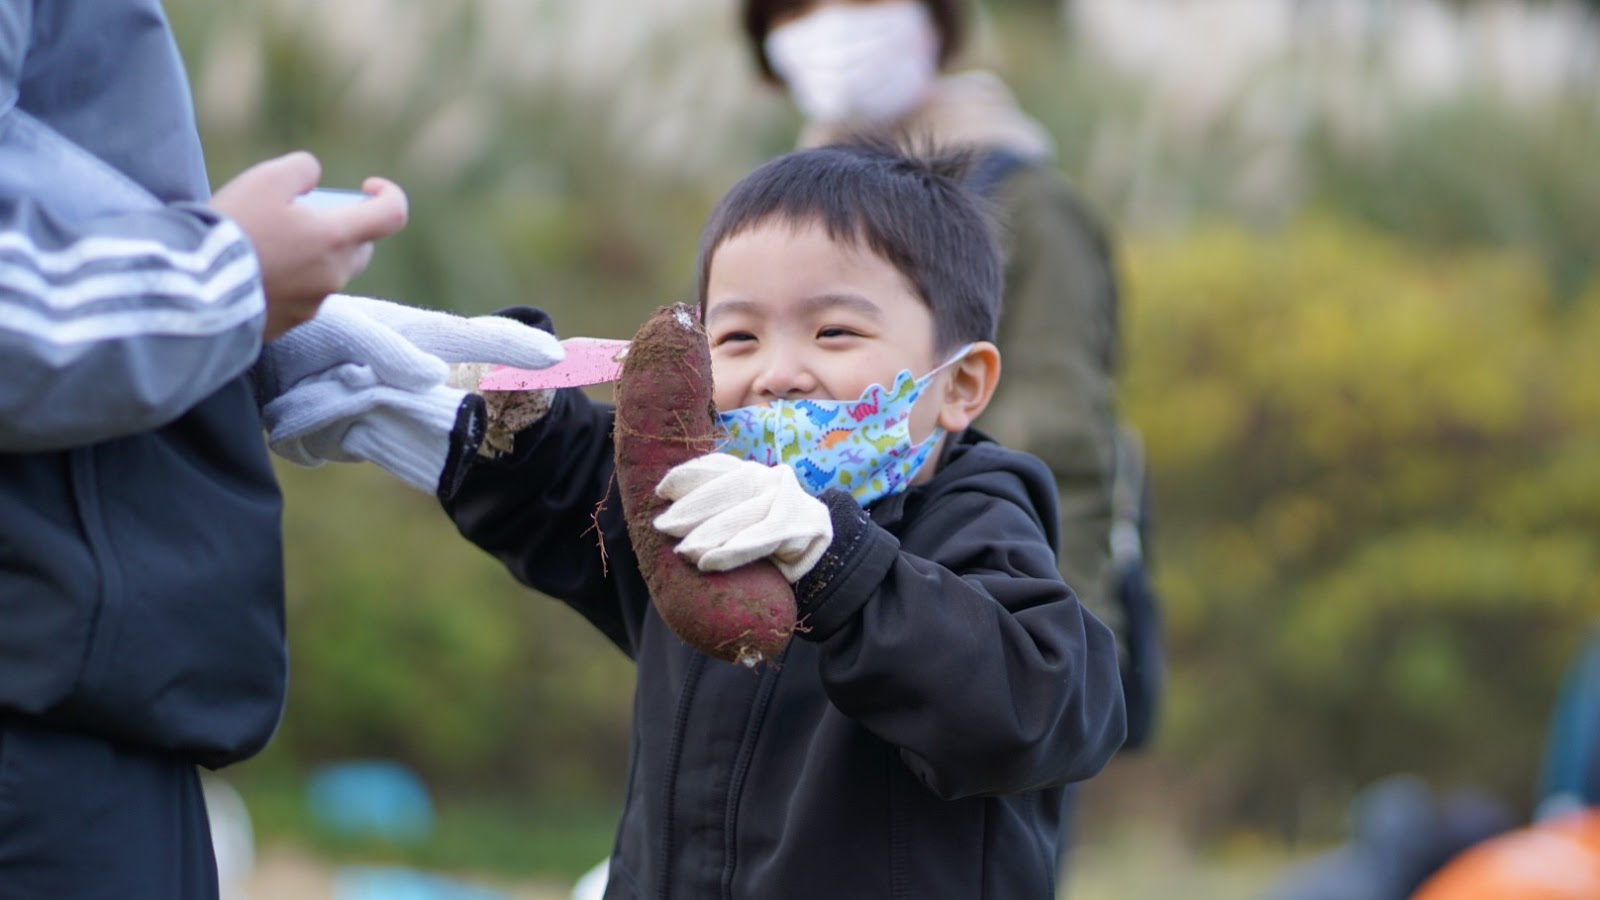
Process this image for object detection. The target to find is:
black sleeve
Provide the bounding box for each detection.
[443,387,637,654]
[795,486,1127,800]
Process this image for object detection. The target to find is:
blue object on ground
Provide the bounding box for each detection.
[1537,621,1600,816]
[333,866,508,900]
[307,760,435,844]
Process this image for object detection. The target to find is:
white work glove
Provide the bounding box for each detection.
[653,453,834,582]
[254,295,564,497]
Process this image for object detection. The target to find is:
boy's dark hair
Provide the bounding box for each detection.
[696,140,1001,355]
[741,0,967,85]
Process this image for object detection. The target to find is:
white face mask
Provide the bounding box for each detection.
[764,1,939,127]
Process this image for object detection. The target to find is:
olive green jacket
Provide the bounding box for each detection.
[980,161,1120,629]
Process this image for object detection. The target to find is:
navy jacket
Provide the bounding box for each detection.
[447,381,1127,899]
[0,0,286,769]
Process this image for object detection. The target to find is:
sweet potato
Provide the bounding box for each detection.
[613,304,795,667]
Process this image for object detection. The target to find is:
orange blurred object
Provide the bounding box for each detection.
[1411,809,1600,900]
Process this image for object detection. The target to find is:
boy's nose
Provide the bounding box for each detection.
[752,352,819,399]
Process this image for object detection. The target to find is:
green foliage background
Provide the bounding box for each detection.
[166,0,1600,875]
[1116,221,1600,836]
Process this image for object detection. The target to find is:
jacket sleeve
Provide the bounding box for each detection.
[0,199,266,451]
[442,387,636,653]
[795,485,1127,801]
[978,166,1120,628]
[0,7,267,451]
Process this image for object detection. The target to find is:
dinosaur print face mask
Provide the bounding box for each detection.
[715,345,970,506]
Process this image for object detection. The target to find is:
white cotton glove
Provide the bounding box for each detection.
[263,364,473,494]
[653,453,834,583]
[254,295,564,497]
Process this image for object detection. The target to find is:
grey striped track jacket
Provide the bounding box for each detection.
[0,0,287,767]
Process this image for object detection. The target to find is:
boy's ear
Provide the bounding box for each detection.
[935,341,1001,434]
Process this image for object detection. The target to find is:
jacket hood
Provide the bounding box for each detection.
[874,428,1061,554]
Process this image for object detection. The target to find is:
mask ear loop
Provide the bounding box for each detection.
[913,342,975,395]
[904,342,977,460]
[932,343,975,377]
[903,343,973,447]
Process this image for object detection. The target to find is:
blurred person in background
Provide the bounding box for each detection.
[1409,808,1600,900]
[738,0,1162,878]
[0,2,559,896]
[1262,775,1515,900]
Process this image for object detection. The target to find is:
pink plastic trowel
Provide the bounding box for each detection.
[478,337,630,391]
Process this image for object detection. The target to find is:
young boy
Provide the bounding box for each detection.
[446,142,1126,898]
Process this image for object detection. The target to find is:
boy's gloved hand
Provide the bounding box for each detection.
[255,294,563,498]
[653,453,833,582]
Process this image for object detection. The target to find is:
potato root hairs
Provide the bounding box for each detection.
[613,304,795,667]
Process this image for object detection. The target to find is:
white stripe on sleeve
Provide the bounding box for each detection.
[0,217,265,345]
[0,218,246,284]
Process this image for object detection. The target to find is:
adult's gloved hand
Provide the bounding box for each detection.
[255,295,563,498]
[653,453,833,582]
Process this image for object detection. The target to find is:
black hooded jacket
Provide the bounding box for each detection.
[447,383,1126,899]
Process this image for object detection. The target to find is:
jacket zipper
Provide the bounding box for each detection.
[657,652,705,899]
[718,644,789,899]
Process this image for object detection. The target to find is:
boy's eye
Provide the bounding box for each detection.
[714,331,756,346]
[818,327,858,340]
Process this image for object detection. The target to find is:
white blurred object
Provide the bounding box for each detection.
[764,1,939,127]
[1066,0,1600,231]
[1070,0,1600,115]
[571,858,609,900]
[295,188,369,210]
[201,772,256,900]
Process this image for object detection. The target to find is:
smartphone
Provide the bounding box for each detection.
[295,188,369,210]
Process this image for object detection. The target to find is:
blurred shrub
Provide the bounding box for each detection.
[1121,216,1600,838]
[997,7,1600,294]
[170,0,766,332]
[1306,96,1600,300]
[256,462,636,805]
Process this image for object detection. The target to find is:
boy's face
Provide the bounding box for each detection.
[703,218,950,447]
